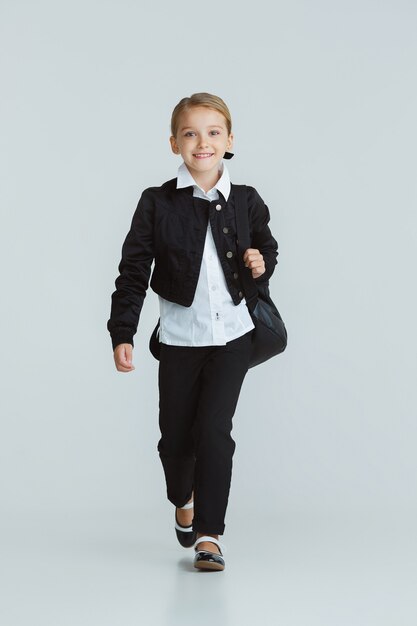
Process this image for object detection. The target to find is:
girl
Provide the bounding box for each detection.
[107,92,278,571]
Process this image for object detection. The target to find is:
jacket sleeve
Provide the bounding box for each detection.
[247,186,279,284]
[107,189,155,350]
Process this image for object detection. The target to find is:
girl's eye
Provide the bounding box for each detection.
[183,130,221,137]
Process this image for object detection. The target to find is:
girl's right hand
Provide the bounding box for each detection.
[113,343,135,372]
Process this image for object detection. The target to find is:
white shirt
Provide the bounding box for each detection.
[158,160,254,346]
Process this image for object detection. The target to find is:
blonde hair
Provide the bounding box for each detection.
[170,92,232,137]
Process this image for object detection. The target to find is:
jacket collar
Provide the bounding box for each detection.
[176,160,231,202]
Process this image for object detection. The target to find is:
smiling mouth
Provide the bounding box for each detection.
[193,153,214,159]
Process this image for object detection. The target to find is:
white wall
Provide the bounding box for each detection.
[1,0,416,520]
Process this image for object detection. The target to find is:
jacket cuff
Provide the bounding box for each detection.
[110,332,135,351]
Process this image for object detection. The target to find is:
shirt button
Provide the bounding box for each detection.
[226,251,233,258]
[233,272,239,279]
[211,285,217,291]
[215,204,222,211]
[223,227,229,234]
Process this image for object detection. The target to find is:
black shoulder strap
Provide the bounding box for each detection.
[233,184,258,313]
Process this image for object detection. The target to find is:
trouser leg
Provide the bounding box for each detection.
[191,331,252,535]
[157,343,204,508]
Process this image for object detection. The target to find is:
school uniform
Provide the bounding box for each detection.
[107,159,278,534]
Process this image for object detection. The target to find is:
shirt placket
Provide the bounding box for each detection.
[205,222,226,343]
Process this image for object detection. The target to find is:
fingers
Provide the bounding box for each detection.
[243,248,265,278]
[114,343,135,372]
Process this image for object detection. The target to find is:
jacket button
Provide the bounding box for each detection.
[226,251,233,258]
[233,272,239,279]
[238,291,243,298]
[215,204,222,211]
[223,227,229,234]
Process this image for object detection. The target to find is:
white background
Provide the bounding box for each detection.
[1,1,416,624]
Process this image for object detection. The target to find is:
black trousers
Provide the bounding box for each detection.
[157,330,253,535]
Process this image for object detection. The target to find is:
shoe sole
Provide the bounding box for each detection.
[194,560,225,571]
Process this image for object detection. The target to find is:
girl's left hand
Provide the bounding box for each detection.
[243,248,265,278]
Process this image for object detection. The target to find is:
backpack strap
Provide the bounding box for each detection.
[232,184,259,314]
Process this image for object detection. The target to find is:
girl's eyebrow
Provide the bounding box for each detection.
[180,125,223,131]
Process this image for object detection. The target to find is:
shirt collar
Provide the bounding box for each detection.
[176,160,231,201]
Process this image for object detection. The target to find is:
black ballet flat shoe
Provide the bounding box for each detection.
[175,500,197,548]
[193,535,226,571]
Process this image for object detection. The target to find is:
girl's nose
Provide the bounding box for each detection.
[197,135,209,147]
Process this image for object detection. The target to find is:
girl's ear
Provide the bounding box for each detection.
[227,132,234,151]
[169,135,180,154]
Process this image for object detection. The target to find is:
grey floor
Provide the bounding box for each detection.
[1,506,416,626]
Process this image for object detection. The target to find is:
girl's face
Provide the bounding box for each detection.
[170,106,233,179]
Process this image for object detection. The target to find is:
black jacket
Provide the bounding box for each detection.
[107,177,279,350]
